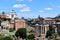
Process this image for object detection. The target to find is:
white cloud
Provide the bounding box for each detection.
[20,7,30,12]
[13,4,27,8]
[39,8,53,13]
[39,10,44,12]
[44,8,53,10]
[13,4,30,12]
[20,8,30,12]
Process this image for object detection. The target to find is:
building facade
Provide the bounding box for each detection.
[0,10,27,30]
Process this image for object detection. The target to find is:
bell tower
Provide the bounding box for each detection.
[9,10,17,20]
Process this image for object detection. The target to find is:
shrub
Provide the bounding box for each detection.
[9,28,14,32]
[27,34,35,40]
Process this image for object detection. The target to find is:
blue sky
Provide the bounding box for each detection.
[0,0,60,18]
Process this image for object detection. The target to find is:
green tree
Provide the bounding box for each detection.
[27,34,35,40]
[15,28,27,39]
[3,36,13,40]
[46,30,53,38]
[46,24,54,38]
[6,18,11,21]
